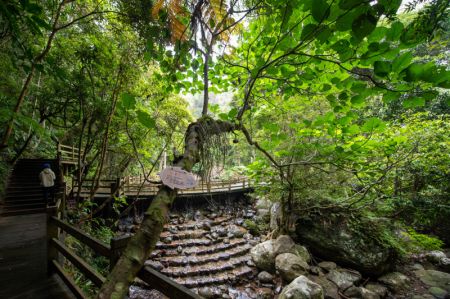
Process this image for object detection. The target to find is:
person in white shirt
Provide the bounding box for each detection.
[39,163,56,205]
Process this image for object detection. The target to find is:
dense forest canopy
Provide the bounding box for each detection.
[0,0,449,298]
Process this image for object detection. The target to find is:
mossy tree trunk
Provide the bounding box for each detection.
[97,118,235,299]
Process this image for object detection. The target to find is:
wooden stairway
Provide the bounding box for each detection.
[1,159,62,217]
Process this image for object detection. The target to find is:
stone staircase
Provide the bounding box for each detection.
[129,204,261,298]
[0,159,62,217]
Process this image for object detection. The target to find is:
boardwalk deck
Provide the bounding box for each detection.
[0,213,75,299]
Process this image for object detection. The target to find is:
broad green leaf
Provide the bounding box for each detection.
[120,93,136,110]
[339,0,364,10]
[387,21,403,41]
[352,13,377,40]
[362,117,385,132]
[136,110,156,129]
[300,24,318,41]
[312,0,330,22]
[392,52,413,72]
[228,107,238,119]
[374,60,391,77]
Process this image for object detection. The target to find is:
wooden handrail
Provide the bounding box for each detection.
[52,260,86,299]
[51,238,106,287]
[50,216,111,257]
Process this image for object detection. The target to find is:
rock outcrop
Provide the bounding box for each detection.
[275,253,309,282]
[295,213,395,276]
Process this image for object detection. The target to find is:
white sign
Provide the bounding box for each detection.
[159,166,197,189]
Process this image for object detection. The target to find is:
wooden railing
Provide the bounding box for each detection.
[57,143,83,164]
[73,177,252,199]
[46,205,200,299]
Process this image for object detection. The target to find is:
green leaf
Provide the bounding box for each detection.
[350,95,365,106]
[374,60,391,77]
[228,107,238,119]
[387,21,403,41]
[352,13,377,40]
[120,93,136,110]
[403,97,425,108]
[136,110,156,129]
[392,52,413,72]
[300,24,318,41]
[312,0,330,22]
[339,0,364,10]
[362,117,385,132]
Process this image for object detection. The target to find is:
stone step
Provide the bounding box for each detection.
[154,244,251,267]
[151,238,248,257]
[173,264,256,288]
[163,216,233,232]
[160,229,208,241]
[160,255,250,278]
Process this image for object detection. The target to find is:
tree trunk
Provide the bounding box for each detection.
[97,118,235,299]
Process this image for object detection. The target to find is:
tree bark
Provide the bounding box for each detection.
[97,118,235,299]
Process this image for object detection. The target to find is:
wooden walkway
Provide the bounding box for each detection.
[0,213,75,299]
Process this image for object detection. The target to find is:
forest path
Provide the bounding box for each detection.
[0,213,75,299]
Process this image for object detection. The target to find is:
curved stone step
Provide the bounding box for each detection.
[163,216,233,232]
[152,238,248,257]
[160,255,250,278]
[155,244,251,267]
[160,229,209,241]
[173,264,256,288]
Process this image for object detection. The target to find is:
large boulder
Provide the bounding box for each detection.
[295,212,395,276]
[251,240,276,272]
[279,275,324,299]
[276,253,309,282]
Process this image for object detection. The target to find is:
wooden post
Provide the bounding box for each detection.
[109,235,130,270]
[47,206,59,275]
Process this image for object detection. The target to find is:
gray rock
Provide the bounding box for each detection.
[343,286,361,298]
[428,286,447,299]
[412,295,435,299]
[273,235,296,255]
[294,245,311,263]
[412,263,425,270]
[426,251,447,264]
[211,232,219,240]
[365,283,387,298]
[251,240,276,272]
[163,236,172,244]
[326,269,362,290]
[414,269,450,292]
[198,286,215,298]
[202,221,212,231]
[318,261,337,272]
[256,287,273,299]
[276,253,310,282]
[229,224,245,238]
[360,287,380,299]
[176,245,183,254]
[439,257,450,272]
[223,238,230,244]
[258,271,274,283]
[378,272,410,292]
[309,275,339,299]
[310,266,324,276]
[257,208,270,220]
[296,214,395,275]
[279,275,324,299]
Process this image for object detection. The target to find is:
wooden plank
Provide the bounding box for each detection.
[138,266,202,299]
[52,259,87,299]
[51,238,106,287]
[50,217,111,257]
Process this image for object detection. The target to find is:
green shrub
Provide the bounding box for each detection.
[402,228,444,252]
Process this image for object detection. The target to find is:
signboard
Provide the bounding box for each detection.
[159,166,198,189]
